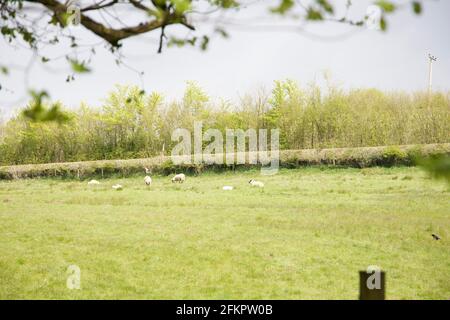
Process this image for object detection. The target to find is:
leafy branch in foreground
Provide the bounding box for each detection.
[0,0,425,56]
[0,0,426,122]
[417,154,450,184]
[22,90,70,123]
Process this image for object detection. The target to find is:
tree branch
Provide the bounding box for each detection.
[129,0,152,12]
[81,0,119,12]
[23,0,191,46]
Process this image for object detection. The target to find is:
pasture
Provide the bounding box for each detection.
[0,167,449,299]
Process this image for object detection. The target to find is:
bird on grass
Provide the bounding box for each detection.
[431,234,441,240]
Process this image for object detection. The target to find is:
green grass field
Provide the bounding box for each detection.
[0,167,449,299]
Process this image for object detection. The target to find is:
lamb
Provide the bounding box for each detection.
[249,179,264,188]
[143,167,152,186]
[112,184,123,190]
[87,179,100,186]
[144,175,152,186]
[172,173,186,183]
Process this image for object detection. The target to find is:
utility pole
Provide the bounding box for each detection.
[427,53,437,96]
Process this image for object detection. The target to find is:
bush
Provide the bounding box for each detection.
[380,146,408,166]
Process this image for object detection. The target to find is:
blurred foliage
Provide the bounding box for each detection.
[417,154,450,184]
[0,0,426,70]
[271,0,295,14]
[22,90,70,123]
[69,59,91,74]
[412,1,422,14]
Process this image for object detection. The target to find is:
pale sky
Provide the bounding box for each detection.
[0,0,449,118]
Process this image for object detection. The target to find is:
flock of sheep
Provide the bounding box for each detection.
[86,167,265,190]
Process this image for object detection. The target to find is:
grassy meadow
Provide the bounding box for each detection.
[0,167,449,299]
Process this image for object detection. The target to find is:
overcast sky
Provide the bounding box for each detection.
[0,0,449,118]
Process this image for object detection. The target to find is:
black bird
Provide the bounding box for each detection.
[431,234,441,240]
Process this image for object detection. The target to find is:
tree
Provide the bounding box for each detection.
[1,0,425,61]
[0,0,425,120]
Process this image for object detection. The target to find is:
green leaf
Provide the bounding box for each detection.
[59,12,70,27]
[0,66,8,75]
[200,36,209,51]
[306,8,323,20]
[69,59,91,73]
[375,1,396,13]
[215,27,229,38]
[412,1,422,14]
[270,0,294,14]
[316,0,334,14]
[29,89,49,102]
[214,0,239,9]
[379,16,387,31]
[168,37,187,48]
[171,0,191,14]
[1,26,15,36]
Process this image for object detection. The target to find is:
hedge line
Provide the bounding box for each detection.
[0,143,449,180]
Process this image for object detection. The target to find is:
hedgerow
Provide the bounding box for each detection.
[0,143,448,180]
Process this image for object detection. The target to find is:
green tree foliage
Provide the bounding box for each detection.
[0,81,449,165]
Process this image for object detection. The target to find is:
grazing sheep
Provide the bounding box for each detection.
[172,173,186,183]
[222,186,234,191]
[249,179,264,188]
[144,167,151,174]
[144,175,152,186]
[112,184,123,190]
[87,179,100,186]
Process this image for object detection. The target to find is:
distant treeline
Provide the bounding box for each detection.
[0,80,449,165]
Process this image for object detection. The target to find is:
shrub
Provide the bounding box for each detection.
[380,146,408,166]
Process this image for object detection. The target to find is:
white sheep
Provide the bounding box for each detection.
[222,186,234,191]
[249,179,264,188]
[112,184,123,190]
[144,175,152,186]
[87,179,100,186]
[172,173,186,183]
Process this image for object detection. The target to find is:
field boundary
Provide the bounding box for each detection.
[0,143,449,180]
